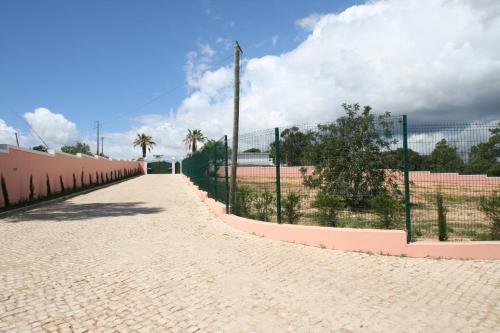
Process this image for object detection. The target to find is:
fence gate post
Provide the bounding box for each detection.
[274,128,282,224]
[213,144,217,200]
[402,115,413,242]
[224,135,230,214]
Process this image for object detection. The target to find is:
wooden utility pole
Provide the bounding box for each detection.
[14,133,19,147]
[95,121,101,155]
[229,41,242,212]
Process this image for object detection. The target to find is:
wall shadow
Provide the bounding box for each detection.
[3,202,164,222]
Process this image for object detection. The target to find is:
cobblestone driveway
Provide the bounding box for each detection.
[1,175,499,332]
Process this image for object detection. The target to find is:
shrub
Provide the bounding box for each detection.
[101,172,104,184]
[282,192,302,224]
[369,192,404,229]
[96,172,100,185]
[29,175,35,201]
[1,174,9,207]
[253,190,275,222]
[89,173,93,186]
[72,173,77,191]
[479,192,500,240]
[233,185,254,218]
[311,190,344,227]
[81,171,85,188]
[436,191,448,241]
[46,174,51,197]
[106,173,109,183]
[59,176,65,193]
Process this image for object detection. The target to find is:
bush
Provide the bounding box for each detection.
[29,175,35,201]
[59,176,65,193]
[369,192,404,229]
[479,193,500,240]
[89,173,93,186]
[46,174,52,197]
[282,192,302,224]
[253,190,275,222]
[72,173,77,191]
[436,191,448,241]
[1,174,9,207]
[311,190,344,227]
[233,185,254,218]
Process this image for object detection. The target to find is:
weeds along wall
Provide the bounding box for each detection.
[0,145,145,208]
[183,112,500,242]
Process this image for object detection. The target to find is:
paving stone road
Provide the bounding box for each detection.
[0,175,499,332]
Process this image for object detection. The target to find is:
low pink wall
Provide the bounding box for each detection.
[222,166,500,185]
[0,145,146,207]
[183,175,500,260]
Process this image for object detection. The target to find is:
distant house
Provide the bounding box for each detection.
[237,152,274,166]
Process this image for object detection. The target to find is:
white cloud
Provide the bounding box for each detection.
[102,0,500,159]
[23,108,79,148]
[295,13,323,31]
[7,0,499,161]
[0,119,18,145]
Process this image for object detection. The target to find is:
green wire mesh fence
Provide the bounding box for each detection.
[183,113,500,242]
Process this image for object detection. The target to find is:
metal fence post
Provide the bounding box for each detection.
[224,135,230,214]
[274,128,282,224]
[402,115,413,242]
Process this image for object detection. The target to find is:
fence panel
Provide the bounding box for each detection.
[182,117,499,242]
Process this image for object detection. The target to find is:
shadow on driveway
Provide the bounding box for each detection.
[3,202,164,222]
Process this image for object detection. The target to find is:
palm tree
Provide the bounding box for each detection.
[133,133,156,158]
[183,129,205,154]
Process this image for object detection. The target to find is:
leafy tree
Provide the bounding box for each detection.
[61,142,93,156]
[382,148,427,171]
[183,129,205,155]
[244,148,261,153]
[302,103,399,209]
[200,139,217,152]
[429,139,463,172]
[464,127,499,176]
[32,145,48,152]
[133,133,155,158]
[269,126,313,166]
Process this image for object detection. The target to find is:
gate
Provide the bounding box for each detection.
[147,161,172,174]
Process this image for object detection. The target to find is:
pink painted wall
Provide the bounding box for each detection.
[183,175,500,260]
[0,145,146,207]
[222,166,500,185]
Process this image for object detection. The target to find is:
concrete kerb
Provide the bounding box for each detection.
[182,174,500,260]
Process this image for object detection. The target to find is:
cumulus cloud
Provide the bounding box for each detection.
[23,108,79,148]
[0,119,18,145]
[100,0,500,159]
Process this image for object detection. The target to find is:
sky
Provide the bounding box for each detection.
[1,0,499,160]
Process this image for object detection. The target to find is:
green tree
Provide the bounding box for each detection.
[32,145,48,152]
[269,126,313,166]
[382,148,426,171]
[244,148,261,153]
[183,129,205,155]
[302,103,399,209]
[133,133,156,158]
[61,142,93,156]
[464,127,499,176]
[429,139,463,172]
[369,192,404,229]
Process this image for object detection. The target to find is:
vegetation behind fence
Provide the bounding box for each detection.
[182,105,499,241]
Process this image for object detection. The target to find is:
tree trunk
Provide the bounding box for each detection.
[142,144,146,158]
[192,140,196,154]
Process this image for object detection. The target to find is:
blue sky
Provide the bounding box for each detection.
[0,0,361,136]
[1,0,499,159]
